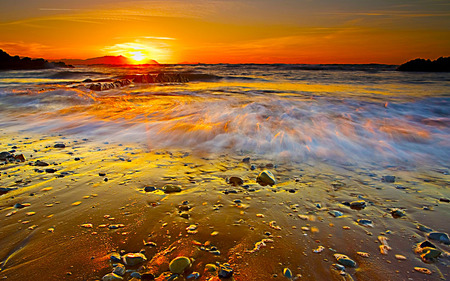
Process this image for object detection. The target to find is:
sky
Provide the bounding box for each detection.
[0,0,449,64]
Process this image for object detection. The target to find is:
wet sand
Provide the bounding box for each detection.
[0,131,449,281]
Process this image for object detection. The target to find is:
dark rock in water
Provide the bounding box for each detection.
[334,254,357,268]
[102,273,123,281]
[99,172,106,176]
[0,49,71,70]
[242,157,250,163]
[256,170,276,186]
[390,208,406,218]
[428,232,450,245]
[35,160,49,166]
[0,187,16,195]
[381,176,395,183]
[14,154,26,162]
[218,263,233,278]
[357,219,373,226]
[397,57,450,72]
[349,200,366,209]
[54,143,66,148]
[0,151,12,160]
[163,184,182,193]
[169,256,191,274]
[228,176,244,186]
[144,186,156,192]
[110,252,122,262]
[140,272,155,280]
[45,168,57,173]
[439,198,450,203]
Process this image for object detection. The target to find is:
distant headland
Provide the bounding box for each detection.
[57,56,159,66]
[0,49,71,70]
[397,57,450,72]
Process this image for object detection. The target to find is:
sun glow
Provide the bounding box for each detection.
[103,41,173,64]
[129,51,146,63]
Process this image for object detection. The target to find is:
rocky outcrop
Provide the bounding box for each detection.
[0,49,72,70]
[87,73,189,91]
[397,57,450,72]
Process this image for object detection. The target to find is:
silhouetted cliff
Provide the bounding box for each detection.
[0,49,72,70]
[397,57,450,72]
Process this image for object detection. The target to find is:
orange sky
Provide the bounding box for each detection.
[0,0,449,64]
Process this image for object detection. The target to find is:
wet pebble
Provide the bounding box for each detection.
[218,263,233,278]
[102,273,123,281]
[428,232,450,245]
[162,184,182,193]
[381,175,395,183]
[54,143,66,148]
[110,252,121,262]
[357,219,373,227]
[169,256,191,274]
[144,186,156,192]
[228,176,244,186]
[122,253,147,266]
[112,264,126,276]
[349,200,366,209]
[187,272,200,279]
[334,254,357,268]
[256,170,276,186]
[329,210,343,217]
[283,268,292,278]
[390,208,406,218]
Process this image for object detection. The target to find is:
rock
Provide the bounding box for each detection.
[414,267,432,275]
[329,210,343,217]
[35,160,49,166]
[242,157,250,163]
[381,176,395,183]
[113,264,126,276]
[0,187,16,195]
[417,224,433,233]
[228,176,244,186]
[357,219,373,227]
[180,212,190,219]
[349,200,366,209]
[144,186,156,192]
[218,263,233,278]
[439,198,450,203]
[110,252,122,262]
[420,247,442,260]
[334,254,357,268]
[256,170,276,186]
[283,268,292,278]
[0,151,12,160]
[140,272,155,280]
[390,208,406,218]
[122,252,147,266]
[102,273,123,281]
[14,154,26,162]
[162,184,182,193]
[45,168,57,173]
[169,256,191,274]
[187,272,200,279]
[205,264,217,272]
[14,203,30,208]
[397,57,450,72]
[428,232,450,245]
[54,143,66,148]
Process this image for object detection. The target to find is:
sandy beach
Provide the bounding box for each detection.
[1,130,448,280]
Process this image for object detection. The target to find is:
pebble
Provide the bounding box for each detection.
[390,208,406,218]
[180,212,190,219]
[228,176,244,186]
[162,184,182,193]
[427,232,450,245]
[187,272,200,279]
[218,263,233,278]
[334,254,357,268]
[395,254,406,260]
[102,273,123,281]
[381,176,396,183]
[110,252,121,262]
[349,200,366,209]
[328,210,343,217]
[72,201,82,206]
[112,264,126,276]
[122,253,147,266]
[81,223,93,228]
[416,224,433,233]
[414,267,432,275]
[313,246,325,253]
[144,186,156,192]
[205,264,217,272]
[357,219,373,227]
[14,203,31,208]
[169,256,191,274]
[283,268,293,278]
[54,143,66,148]
[256,170,276,186]
[356,252,370,258]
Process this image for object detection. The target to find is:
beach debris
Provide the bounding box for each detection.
[269,221,282,230]
[163,184,182,193]
[218,263,233,278]
[313,246,325,253]
[427,232,450,245]
[102,273,123,281]
[228,176,244,186]
[169,256,191,274]
[357,252,370,258]
[329,210,343,217]
[381,176,396,183]
[414,267,432,275]
[390,208,406,218]
[122,252,147,266]
[334,254,357,268]
[283,268,293,278]
[357,219,373,227]
[257,170,276,186]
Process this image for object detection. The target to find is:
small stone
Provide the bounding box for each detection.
[357,252,370,258]
[357,219,373,227]
[162,184,182,193]
[334,254,357,268]
[180,212,190,219]
[381,175,395,183]
[72,201,82,206]
[144,186,156,192]
[205,264,217,272]
[228,176,244,186]
[283,268,292,278]
[256,170,276,186]
[130,272,141,279]
[350,200,366,209]
[81,223,93,228]
[242,157,250,163]
[395,254,407,260]
[313,246,325,253]
[329,210,343,217]
[414,267,432,275]
[54,143,66,148]
[218,264,233,278]
[420,247,441,260]
[35,160,49,166]
[416,224,433,232]
[187,272,200,279]
[113,264,126,276]
[427,232,450,245]
[390,208,406,218]
[45,168,57,173]
[439,198,450,203]
[102,273,123,281]
[169,256,191,274]
[110,252,121,262]
[122,252,147,266]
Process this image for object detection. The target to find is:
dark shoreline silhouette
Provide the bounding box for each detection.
[397,57,450,72]
[0,49,72,70]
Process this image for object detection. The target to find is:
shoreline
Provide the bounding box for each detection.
[0,130,449,280]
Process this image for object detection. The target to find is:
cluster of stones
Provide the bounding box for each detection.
[89,79,132,91]
[88,73,189,91]
[0,151,26,163]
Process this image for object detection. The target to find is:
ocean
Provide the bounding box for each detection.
[1,64,448,167]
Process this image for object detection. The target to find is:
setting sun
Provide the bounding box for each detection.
[102,41,172,64]
[129,51,146,63]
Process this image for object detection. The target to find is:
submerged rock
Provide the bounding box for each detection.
[283,268,293,278]
[357,219,373,227]
[428,232,450,245]
[390,208,406,218]
[228,176,244,186]
[256,170,276,186]
[329,210,343,217]
[218,263,233,278]
[102,273,123,281]
[334,254,357,268]
[349,200,366,209]
[169,256,191,274]
[381,176,395,183]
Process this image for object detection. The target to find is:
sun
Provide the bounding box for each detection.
[129,51,146,63]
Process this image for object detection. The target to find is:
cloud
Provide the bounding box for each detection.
[0,41,52,57]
